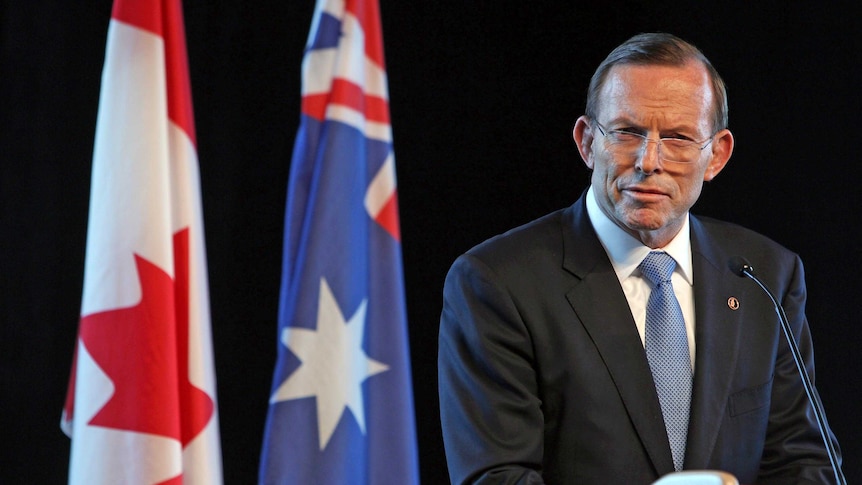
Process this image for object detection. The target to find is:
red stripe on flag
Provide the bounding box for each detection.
[162,0,197,146]
[365,93,389,125]
[301,78,390,124]
[302,93,328,122]
[112,0,162,36]
[374,192,401,242]
[173,229,215,446]
[345,0,385,70]
[156,476,183,485]
[112,0,197,146]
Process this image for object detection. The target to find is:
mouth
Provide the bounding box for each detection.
[621,185,669,202]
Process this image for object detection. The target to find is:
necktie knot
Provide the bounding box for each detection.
[640,251,676,286]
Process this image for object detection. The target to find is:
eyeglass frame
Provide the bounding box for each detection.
[591,119,717,164]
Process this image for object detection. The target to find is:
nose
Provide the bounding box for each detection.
[635,138,663,173]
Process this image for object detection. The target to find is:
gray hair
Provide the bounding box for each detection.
[585,32,729,132]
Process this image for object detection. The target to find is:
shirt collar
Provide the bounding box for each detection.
[585,186,694,285]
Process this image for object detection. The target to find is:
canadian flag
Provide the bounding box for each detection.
[61,1,222,484]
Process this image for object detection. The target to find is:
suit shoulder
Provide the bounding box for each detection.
[443,207,575,312]
[692,215,799,264]
[464,209,566,261]
[694,215,786,247]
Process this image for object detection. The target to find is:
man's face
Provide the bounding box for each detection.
[574,61,733,248]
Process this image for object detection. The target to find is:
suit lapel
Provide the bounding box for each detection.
[684,217,746,468]
[561,197,676,475]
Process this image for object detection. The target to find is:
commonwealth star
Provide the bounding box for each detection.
[270,277,389,449]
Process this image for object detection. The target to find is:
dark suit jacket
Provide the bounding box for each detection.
[438,193,841,485]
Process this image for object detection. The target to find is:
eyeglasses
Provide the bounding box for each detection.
[593,120,715,164]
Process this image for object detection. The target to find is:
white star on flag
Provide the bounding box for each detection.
[270,277,389,449]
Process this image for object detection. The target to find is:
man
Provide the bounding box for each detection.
[438,33,843,484]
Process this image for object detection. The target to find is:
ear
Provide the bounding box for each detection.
[703,128,734,181]
[573,116,596,169]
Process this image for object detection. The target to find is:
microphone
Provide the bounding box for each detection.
[728,257,845,484]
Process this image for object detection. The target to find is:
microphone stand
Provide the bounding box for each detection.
[733,259,846,485]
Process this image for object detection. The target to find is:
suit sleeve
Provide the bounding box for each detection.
[438,253,546,485]
[757,254,844,483]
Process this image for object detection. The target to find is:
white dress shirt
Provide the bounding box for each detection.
[585,187,696,369]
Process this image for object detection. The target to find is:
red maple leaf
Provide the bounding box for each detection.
[65,229,213,446]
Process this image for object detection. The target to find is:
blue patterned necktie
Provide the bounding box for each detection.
[640,251,692,471]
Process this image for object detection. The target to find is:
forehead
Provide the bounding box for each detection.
[598,62,714,127]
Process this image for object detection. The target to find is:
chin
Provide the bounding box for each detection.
[619,209,667,232]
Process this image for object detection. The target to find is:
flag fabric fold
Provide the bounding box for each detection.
[258,0,419,483]
[62,0,222,483]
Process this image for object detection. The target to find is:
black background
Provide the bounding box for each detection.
[2,1,859,483]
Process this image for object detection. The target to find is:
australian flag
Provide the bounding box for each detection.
[258,0,420,483]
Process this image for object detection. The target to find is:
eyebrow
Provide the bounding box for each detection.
[604,117,701,136]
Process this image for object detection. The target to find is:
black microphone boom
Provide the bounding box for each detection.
[728,256,845,485]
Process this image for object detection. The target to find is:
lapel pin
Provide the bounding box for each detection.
[727,296,740,310]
